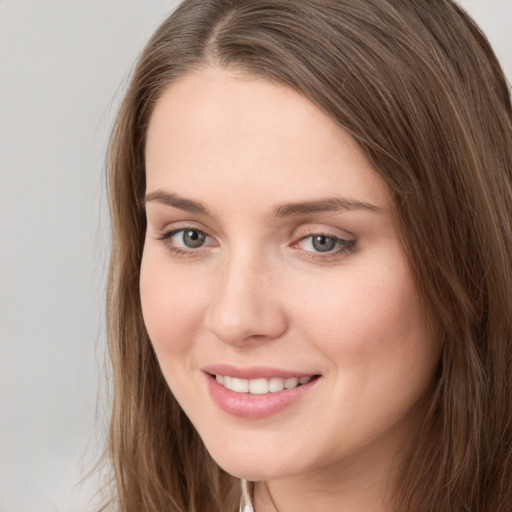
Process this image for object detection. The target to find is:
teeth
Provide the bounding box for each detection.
[284,377,299,389]
[214,374,313,394]
[249,378,268,394]
[231,377,249,393]
[268,377,285,392]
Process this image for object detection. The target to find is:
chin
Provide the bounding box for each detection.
[202,437,301,482]
[215,460,286,482]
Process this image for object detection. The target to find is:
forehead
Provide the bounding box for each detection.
[145,66,389,211]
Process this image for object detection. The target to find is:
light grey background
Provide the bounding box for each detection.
[0,1,510,511]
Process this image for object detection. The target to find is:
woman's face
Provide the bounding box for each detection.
[141,67,441,484]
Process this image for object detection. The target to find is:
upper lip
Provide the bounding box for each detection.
[202,364,318,380]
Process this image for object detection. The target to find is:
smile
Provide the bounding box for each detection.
[203,366,321,418]
[214,374,314,394]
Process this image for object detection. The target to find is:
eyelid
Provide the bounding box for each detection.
[153,218,209,234]
[154,223,218,258]
[153,218,216,239]
[290,225,357,259]
[292,223,355,242]
[152,222,356,260]
[156,227,206,241]
[293,233,355,249]
[156,227,216,243]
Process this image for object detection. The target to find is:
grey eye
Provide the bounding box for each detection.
[182,229,206,248]
[311,235,337,252]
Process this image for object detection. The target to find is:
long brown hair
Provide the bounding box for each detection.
[104,1,512,510]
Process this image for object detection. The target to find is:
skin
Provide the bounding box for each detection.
[140,66,442,512]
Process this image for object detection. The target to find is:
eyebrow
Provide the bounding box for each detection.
[144,190,383,217]
[271,197,383,217]
[144,190,209,214]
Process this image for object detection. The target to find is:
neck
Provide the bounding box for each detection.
[253,464,397,512]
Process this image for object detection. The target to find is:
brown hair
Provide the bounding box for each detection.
[104,1,512,510]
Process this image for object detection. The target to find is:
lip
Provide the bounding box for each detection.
[202,364,315,380]
[202,365,320,419]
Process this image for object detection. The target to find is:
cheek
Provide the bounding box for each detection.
[139,250,208,361]
[287,260,440,458]
[296,255,435,378]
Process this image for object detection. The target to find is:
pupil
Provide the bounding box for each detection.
[312,235,336,252]
[183,230,205,248]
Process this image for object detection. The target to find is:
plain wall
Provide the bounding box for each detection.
[0,1,510,511]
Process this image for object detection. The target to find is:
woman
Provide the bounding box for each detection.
[103,1,512,511]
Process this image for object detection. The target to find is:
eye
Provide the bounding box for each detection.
[306,234,338,253]
[295,233,355,256]
[157,227,216,255]
[176,228,207,248]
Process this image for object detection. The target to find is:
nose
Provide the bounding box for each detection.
[204,251,288,345]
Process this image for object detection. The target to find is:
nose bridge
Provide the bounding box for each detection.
[205,245,286,344]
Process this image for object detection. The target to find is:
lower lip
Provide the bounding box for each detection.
[205,374,319,419]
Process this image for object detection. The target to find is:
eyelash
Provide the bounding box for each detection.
[293,232,356,260]
[156,227,214,258]
[156,227,356,260]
